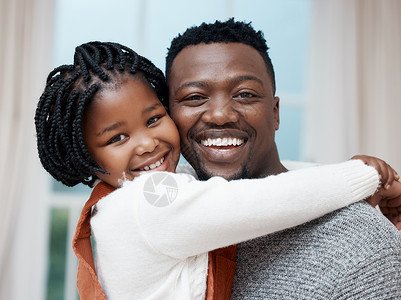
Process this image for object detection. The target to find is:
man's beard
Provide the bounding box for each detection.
[195,160,249,181]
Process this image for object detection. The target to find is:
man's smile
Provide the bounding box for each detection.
[191,129,250,160]
[189,130,250,163]
[200,137,245,147]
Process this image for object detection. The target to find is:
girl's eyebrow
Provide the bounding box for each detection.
[143,102,162,113]
[96,102,162,137]
[96,122,124,137]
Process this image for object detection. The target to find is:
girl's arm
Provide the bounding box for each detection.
[131,159,380,258]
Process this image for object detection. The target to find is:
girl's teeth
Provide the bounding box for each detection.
[141,156,165,171]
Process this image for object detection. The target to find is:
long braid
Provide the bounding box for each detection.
[71,84,100,172]
[35,41,168,187]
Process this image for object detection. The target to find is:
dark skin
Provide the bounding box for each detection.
[83,77,181,188]
[354,155,401,229]
[169,43,285,181]
[168,42,401,229]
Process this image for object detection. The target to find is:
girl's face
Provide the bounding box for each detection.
[83,77,181,188]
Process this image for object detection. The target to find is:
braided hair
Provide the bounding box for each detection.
[165,18,276,96]
[35,41,167,187]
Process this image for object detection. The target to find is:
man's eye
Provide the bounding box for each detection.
[234,92,255,99]
[184,95,205,101]
[108,134,127,144]
[147,116,160,126]
[179,94,208,107]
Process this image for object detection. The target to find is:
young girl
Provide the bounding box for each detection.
[35,41,399,300]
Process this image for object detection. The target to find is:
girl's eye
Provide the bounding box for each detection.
[147,116,161,126]
[108,134,127,144]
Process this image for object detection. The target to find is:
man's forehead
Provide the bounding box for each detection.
[174,42,262,61]
[169,43,269,84]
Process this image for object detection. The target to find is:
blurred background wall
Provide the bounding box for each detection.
[0,0,400,299]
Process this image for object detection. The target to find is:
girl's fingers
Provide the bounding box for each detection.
[377,159,390,188]
[385,196,401,208]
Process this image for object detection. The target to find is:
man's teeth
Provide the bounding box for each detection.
[142,157,165,171]
[201,137,244,147]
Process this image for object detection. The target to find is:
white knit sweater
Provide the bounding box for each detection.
[90,160,379,299]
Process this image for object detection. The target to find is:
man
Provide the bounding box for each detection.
[166,19,401,299]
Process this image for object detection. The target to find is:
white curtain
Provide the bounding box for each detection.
[0,0,54,299]
[305,0,401,172]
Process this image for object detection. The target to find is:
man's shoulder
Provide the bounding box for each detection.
[274,202,401,254]
[315,202,401,242]
[237,201,401,279]
[316,202,401,260]
[233,203,401,299]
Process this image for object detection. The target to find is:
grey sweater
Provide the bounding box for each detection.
[231,202,401,299]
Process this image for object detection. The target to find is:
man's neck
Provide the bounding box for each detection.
[253,147,288,178]
[255,161,288,179]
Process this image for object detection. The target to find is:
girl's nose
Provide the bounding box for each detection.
[134,133,159,156]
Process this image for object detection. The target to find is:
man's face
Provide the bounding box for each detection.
[168,43,280,180]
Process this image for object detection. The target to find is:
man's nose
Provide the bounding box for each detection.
[201,97,239,125]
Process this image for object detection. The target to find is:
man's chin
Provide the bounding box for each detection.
[182,149,249,180]
[196,165,248,181]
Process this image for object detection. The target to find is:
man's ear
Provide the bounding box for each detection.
[273,96,280,130]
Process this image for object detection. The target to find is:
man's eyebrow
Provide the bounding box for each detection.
[175,81,209,93]
[175,76,263,93]
[96,122,124,137]
[232,75,264,86]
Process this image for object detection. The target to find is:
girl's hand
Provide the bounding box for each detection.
[352,155,401,229]
[377,182,401,230]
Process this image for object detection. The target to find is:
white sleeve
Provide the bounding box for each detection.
[122,159,379,259]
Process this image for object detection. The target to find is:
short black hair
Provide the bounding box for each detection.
[165,18,276,95]
[35,41,167,187]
